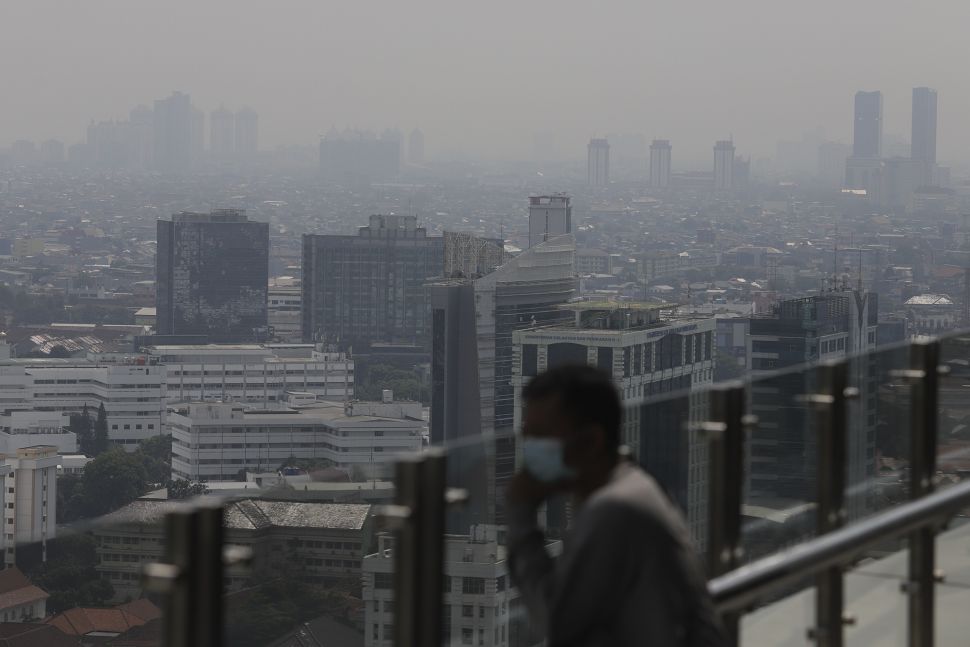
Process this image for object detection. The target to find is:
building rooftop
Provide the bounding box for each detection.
[100,499,372,531]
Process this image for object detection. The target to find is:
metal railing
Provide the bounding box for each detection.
[140,334,970,646]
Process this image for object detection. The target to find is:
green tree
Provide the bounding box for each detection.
[70,404,94,455]
[166,478,210,500]
[137,434,171,485]
[92,403,109,456]
[55,473,85,524]
[18,534,114,613]
[80,447,149,516]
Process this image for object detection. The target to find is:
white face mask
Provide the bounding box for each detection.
[522,437,577,484]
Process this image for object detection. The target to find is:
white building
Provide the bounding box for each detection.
[362,525,559,647]
[268,284,302,342]
[144,344,353,405]
[649,139,672,189]
[0,411,75,455]
[170,395,424,482]
[0,357,166,450]
[527,195,572,249]
[1,446,59,566]
[511,302,716,545]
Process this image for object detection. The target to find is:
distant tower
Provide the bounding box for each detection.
[234,107,259,156]
[210,106,235,155]
[408,128,425,165]
[190,105,205,161]
[587,138,610,186]
[528,194,572,248]
[649,139,672,189]
[911,87,937,185]
[152,92,192,172]
[853,91,883,158]
[713,140,735,191]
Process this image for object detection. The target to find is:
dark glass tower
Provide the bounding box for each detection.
[853,91,883,158]
[156,209,269,342]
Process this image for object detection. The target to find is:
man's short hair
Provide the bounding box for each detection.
[522,364,622,453]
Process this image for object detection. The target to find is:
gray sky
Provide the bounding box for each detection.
[4,0,969,167]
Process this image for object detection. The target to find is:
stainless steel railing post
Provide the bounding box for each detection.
[705,382,748,645]
[906,340,940,647]
[805,361,850,647]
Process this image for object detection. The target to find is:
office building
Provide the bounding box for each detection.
[430,235,577,528]
[2,446,59,566]
[302,215,443,350]
[169,396,424,482]
[0,411,75,455]
[210,106,235,155]
[319,128,400,182]
[443,232,505,279]
[713,140,735,191]
[853,91,883,158]
[527,194,571,249]
[911,87,938,185]
[587,138,610,186]
[267,283,303,342]
[96,499,373,601]
[818,141,850,188]
[144,343,353,404]
[408,128,424,165]
[362,524,558,647]
[156,209,269,343]
[0,343,165,449]
[747,291,878,519]
[152,91,193,172]
[649,139,672,189]
[235,107,258,157]
[511,302,716,544]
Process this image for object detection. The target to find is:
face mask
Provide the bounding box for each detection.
[522,437,576,484]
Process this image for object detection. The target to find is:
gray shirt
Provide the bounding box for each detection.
[507,462,726,647]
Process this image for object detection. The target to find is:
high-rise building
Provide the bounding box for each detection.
[2,446,59,566]
[301,215,443,350]
[430,235,576,529]
[210,106,235,155]
[408,128,424,165]
[234,107,258,156]
[319,128,400,182]
[511,303,716,545]
[818,141,850,188]
[911,87,938,185]
[190,105,205,161]
[853,90,883,158]
[528,194,572,248]
[713,140,735,191]
[649,139,672,189]
[747,291,878,520]
[587,138,610,186]
[152,91,192,172]
[156,209,269,343]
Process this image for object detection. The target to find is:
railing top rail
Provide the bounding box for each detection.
[708,479,970,614]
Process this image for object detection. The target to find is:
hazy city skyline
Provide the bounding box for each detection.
[4,1,969,168]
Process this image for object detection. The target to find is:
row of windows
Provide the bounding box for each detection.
[304,558,359,568]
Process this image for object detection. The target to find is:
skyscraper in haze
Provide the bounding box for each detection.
[301,215,443,350]
[528,194,571,248]
[587,138,610,186]
[190,105,205,161]
[210,106,235,155]
[235,107,258,156]
[156,209,269,342]
[430,235,576,529]
[649,139,672,189]
[713,140,735,191]
[408,128,424,165]
[911,87,937,185]
[152,92,192,172]
[853,91,883,158]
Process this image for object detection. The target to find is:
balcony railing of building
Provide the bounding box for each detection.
[31,329,970,647]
